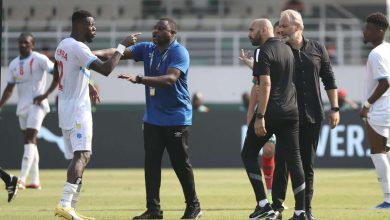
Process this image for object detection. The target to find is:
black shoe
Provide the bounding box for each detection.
[249,203,275,220]
[6,175,19,202]
[133,210,163,219]
[306,211,317,220]
[288,212,307,220]
[181,203,203,219]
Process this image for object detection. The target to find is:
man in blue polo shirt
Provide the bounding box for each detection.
[116,17,202,220]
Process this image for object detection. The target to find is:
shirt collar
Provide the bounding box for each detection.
[287,36,308,50]
[153,39,177,53]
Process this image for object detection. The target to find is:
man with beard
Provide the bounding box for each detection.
[241,18,306,220]
[238,21,284,202]
[360,12,390,209]
[96,17,202,220]
[271,9,339,220]
[53,10,139,220]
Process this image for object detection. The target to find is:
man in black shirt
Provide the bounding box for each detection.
[272,9,340,220]
[241,18,306,220]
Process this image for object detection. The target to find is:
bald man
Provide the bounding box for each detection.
[241,19,306,220]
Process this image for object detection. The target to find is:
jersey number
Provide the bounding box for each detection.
[57,61,64,91]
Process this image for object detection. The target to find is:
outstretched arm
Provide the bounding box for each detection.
[34,62,59,105]
[118,67,181,87]
[90,33,141,76]
[93,33,140,61]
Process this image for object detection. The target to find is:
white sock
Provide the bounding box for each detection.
[371,154,390,203]
[258,199,268,207]
[71,180,82,209]
[29,144,40,185]
[20,144,36,182]
[60,182,78,208]
[294,210,305,216]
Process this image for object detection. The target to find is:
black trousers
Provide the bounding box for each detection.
[272,121,321,212]
[241,116,305,210]
[143,122,199,211]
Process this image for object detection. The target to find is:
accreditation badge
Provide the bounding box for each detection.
[150,87,155,96]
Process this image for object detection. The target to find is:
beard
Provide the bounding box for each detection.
[250,31,261,46]
[281,28,299,43]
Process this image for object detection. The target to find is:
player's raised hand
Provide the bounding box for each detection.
[239,49,254,69]
[118,74,137,83]
[120,33,142,47]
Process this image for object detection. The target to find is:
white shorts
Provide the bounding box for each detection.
[18,105,47,130]
[62,120,93,159]
[368,119,390,146]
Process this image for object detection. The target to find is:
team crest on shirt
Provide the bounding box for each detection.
[76,133,82,139]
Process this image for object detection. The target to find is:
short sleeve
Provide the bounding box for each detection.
[167,46,189,74]
[74,42,98,69]
[252,48,270,77]
[7,61,17,84]
[370,52,390,80]
[129,42,148,62]
[38,54,54,73]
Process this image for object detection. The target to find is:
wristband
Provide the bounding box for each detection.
[116,44,126,56]
[256,113,265,119]
[136,75,143,84]
[364,100,372,108]
[331,107,340,112]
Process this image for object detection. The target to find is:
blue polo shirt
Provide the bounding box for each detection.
[129,40,192,126]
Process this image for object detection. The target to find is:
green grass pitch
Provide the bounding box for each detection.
[1,169,389,219]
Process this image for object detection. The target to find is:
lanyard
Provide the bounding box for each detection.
[149,49,169,76]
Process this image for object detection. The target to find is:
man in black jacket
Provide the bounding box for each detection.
[271,9,340,220]
[241,18,306,220]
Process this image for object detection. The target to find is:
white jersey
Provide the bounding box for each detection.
[365,41,390,126]
[7,51,54,116]
[55,37,97,129]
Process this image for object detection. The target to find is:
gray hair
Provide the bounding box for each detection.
[280,9,304,30]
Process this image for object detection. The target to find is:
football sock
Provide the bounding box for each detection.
[71,178,82,209]
[258,199,268,207]
[371,153,390,203]
[29,144,40,185]
[262,154,274,191]
[20,143,36,183]
[294,210,305,216]
[60,182,78,207]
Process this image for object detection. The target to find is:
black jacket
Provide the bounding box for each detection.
[287,37,337,123]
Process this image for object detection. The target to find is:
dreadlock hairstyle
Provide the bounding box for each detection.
[366,12,389,31]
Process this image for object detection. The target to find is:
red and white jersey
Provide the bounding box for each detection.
[55,37,97,129]
[365,41,390,126]
[7,51,54,116]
